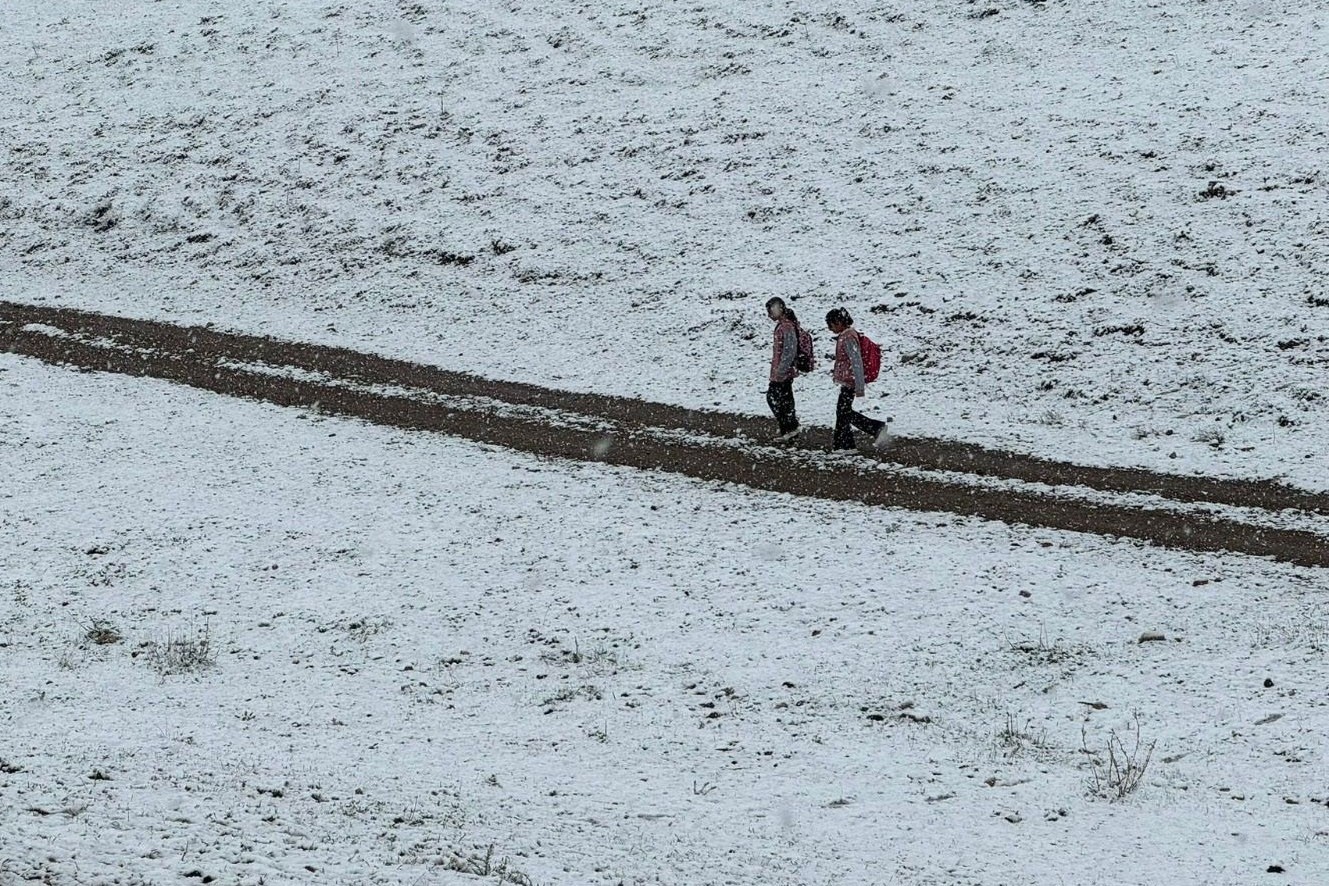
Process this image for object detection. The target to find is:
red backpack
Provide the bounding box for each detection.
[794,324,816,373]
[859,332,882,383]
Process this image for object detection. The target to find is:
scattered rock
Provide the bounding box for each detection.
[1264,678,1275,688]
[1138,631,1166,643]
[1255,713,1283,726]
[1267,865,1285,874]
[1093,323,1146,338]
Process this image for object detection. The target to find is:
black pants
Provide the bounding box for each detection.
[766,380,798,434]
[834,387,884,449]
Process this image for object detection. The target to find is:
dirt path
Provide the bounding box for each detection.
[4,299,1328,567]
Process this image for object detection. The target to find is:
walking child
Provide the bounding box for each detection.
[826,307,889,451]
[765,297,803,442]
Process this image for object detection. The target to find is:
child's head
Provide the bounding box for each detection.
[825,307,853,333]
[765,297,787,321]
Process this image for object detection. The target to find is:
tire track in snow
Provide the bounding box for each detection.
[6,301,1326,515]
[3,299,1328,567]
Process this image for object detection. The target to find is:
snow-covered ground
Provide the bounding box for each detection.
[4,0,1329,488]
[5,1,1329,883]
[4,353,1329,885]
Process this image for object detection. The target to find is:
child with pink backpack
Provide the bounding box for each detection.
[825,307,889,450]
[764,297,815,442]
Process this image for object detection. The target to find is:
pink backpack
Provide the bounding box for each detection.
[794,324,815,373]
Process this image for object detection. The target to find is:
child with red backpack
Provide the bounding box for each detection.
[826,307,889,450]
[764,297,815,442]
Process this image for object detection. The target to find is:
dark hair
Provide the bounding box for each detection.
[765,297,798,325]
[826,307,853,327]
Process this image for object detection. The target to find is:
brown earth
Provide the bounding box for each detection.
[3,298,1327,567]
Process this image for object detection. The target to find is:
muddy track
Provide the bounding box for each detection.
[5,300,1326,516]
[3,299,1328,567]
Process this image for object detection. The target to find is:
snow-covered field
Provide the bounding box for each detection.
[4,352,1329,885]
[5,1,1329,883]
[4,0,1329,487]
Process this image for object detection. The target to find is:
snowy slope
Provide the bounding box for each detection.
[4,0,1329,488]
[4,353,1329,885]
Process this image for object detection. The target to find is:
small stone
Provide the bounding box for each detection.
[1264,678,1275,688]
[1019,589,1032,598]
[1267,865,1285,873]
[1138,631,1166,643]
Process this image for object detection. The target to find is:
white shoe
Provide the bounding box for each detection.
[872,426,893,449]
[775,425,802,443]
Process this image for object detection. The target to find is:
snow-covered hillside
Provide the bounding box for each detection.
[5,2,1329,883]
[4,0,1328,486]
[4,352,1329,885]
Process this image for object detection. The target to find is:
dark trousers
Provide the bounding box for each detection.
[834,386,884,449]
[766,380,799,434]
